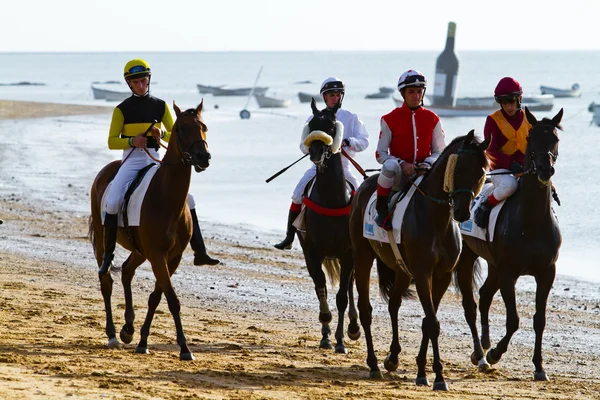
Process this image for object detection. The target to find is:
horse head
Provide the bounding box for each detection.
[300,98,343,171]
[524,107,562,186]
[172,101,211,172]
[444,130,491,222]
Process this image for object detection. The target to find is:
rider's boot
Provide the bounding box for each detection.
[190,209,220,266]
[374,193,392,230]
[274,209,301,250]
[98,213,118,275]
[474,200,494,229]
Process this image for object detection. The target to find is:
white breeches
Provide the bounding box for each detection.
[291,164,360,204]
[103,148,195,214]
[490,169,518,201]
[377,158,402,189]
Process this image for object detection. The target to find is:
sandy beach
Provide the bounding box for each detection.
[1,100,599,399]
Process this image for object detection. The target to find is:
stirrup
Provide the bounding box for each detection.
[375,213,392,231]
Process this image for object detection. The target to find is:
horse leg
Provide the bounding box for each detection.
[333,252,354,354]
[414,271,447,391]
[136,281,162,355]
[478,265,500,351]
[455,246,488,370]
[384,272,411,373]
[119,252,146,344]
[99,272,120,349]
[346,269,361,342]
[303,247,331,349]
[532,265,556,381]
[487,273,519,366]
[355,249,380,378]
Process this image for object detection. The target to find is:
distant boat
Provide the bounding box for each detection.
[378,86,395,94]
[393,94,554,117]
[0,81,45,86]
[254,94,291,108]
[197,84,268,96]
[540,83,581,98]
[298,92,322,103]
[588,102,600,126]
[91,85,130,102]
[365,91,391,99]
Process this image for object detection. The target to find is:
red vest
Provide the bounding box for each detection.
[382,105,439,163]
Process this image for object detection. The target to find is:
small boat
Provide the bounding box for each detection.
[197,84,268,96]
[91,85,130,102]
[588,102,600,126]
[540,83,581,98]
[365,91,391,99]
[254,94,291,108]
[378,86,395,94]
[298,92,322,103]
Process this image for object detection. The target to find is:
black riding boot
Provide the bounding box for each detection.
[98,213,118,275]
[374,193,392,230]
[190,209,220,266]
[474,200,493,229]
[274,210,300,250]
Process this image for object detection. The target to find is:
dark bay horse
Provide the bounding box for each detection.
[89,102,211,360]
[454,107,563,381]
[297,98,360,353]
[349,131,490,390]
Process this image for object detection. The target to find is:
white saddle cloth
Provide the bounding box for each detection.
[101,164,160,227]
[459,183,505,241]
[362,176,423,244]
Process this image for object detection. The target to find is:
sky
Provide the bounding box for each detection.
[2,0,599,52]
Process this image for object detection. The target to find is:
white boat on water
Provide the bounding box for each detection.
[393,94,554,117]
[91,85,130,102]
[588,102,600,126]
[254,93,291,108]
[298,92,322,103]
[197,84,268,96]
[540,83,581,98]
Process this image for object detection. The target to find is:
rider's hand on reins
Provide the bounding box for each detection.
[150,126,162,141]
[400,161,416,177]
[132,134,147,148]
[416,162,431,176]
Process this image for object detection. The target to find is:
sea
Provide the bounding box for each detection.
[0,51,599,283]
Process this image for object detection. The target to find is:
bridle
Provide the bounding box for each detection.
[522,124,559,183]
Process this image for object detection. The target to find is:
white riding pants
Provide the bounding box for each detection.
[489,169,518,201]
[291,164,360,204]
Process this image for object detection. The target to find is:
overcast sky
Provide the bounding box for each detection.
[2,0,598,52]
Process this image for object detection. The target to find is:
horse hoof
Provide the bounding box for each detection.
[347,328,361,341]
[433,381,449,391]
[119,329,134,345]
[107,337,121,349]
[470,352,479,366]
[478,357,491,371]
[415,377,430,386]
[135,346,149,354]
[180,352,194,361]
[383,355,398,372]
[369,370,383,380]
[534,371,549,381]
[334,345,347,354]
[319,339,332,349]
[486,348,500,365]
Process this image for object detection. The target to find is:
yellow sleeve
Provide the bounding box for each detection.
[107,107,130,150]
[161,103,174,143]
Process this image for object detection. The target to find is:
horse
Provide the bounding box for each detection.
[454,107,563,381]
[296,98,361,353]
[349,131,490,390]
[89,101,211,360]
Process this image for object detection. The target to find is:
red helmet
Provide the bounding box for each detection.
[494,77,522,98]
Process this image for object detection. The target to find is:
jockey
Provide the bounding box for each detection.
[474,76,530,228]
[374,69,446,230]
[274,77,370,250]
[99,59,219,275]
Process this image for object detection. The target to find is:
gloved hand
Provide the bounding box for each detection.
[509,162,523,174]
[342,138,350,148]
[415,162,431,175]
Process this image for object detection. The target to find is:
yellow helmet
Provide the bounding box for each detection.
[123,59,151,80]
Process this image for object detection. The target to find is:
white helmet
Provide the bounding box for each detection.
[397,70,427,91]
[320,77,345,94]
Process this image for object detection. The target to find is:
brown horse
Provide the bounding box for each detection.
[89,102,211,360]
[454,108,563,381]
[349,131,489,390]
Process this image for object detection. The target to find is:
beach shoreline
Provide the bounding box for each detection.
[0,101,599,399]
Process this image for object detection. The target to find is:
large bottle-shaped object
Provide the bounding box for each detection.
[433,22,459,107]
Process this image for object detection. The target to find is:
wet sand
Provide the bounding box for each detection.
[0,101,599,399]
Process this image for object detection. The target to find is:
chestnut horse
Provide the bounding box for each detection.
[454,108,563,381]
[349,131,489,390]
[89,102,210,360]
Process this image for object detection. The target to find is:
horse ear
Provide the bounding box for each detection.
[552,108,564,128]
[480,133,491,151]
[196,100,204,116]
[525,106,538,126]
[311,98,319,115]
[466,129,475,144]
[173,101,182,118]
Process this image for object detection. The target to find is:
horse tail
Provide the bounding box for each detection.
[88,215,96,251]
[375,257,395,302]
[322,258,341,287]
[452,254,483,295]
